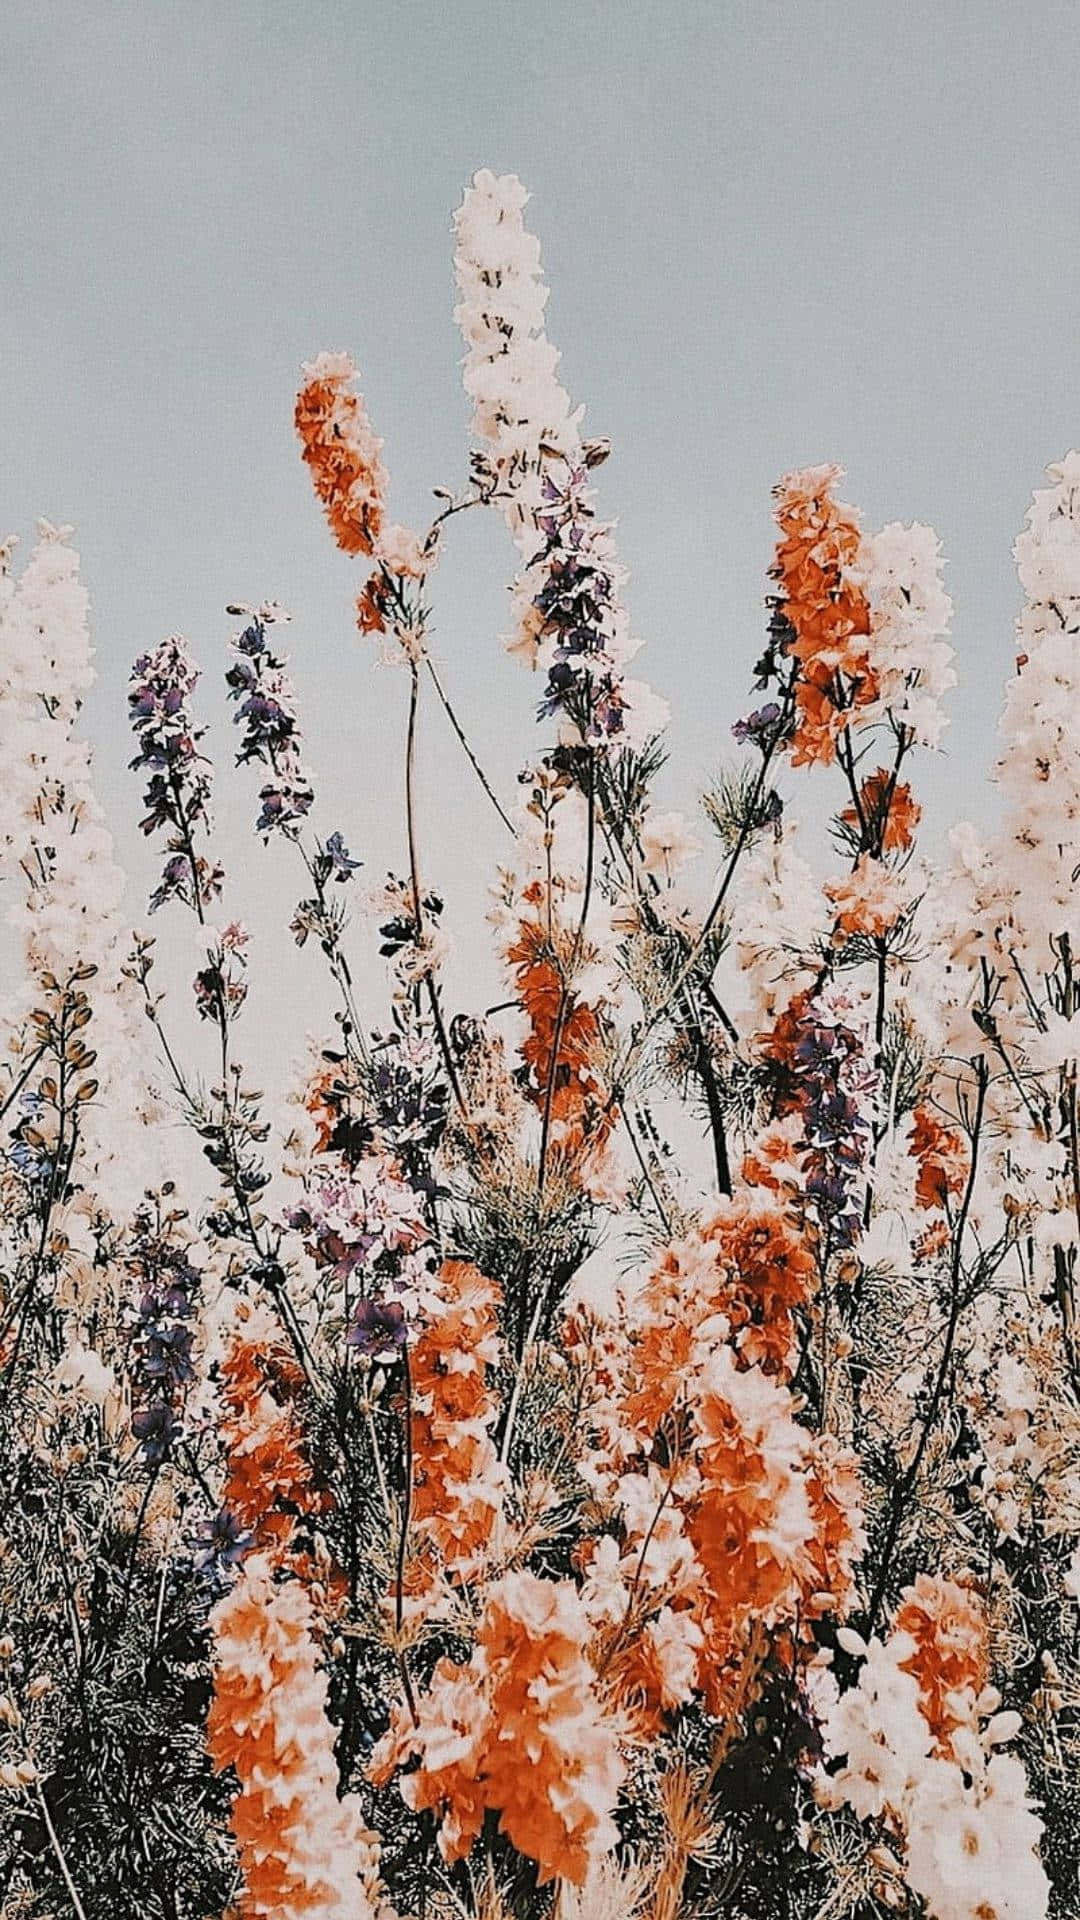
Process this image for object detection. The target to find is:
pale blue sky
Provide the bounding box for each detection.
[4,0,1080,1057]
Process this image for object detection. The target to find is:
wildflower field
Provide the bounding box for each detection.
[4,168,1080,1920]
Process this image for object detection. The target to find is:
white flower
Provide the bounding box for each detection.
[906,1751,1048,1920]
[55,1342,116,1407]
[453,169,582,546]
[639,811,703,881]
[378,523,430,579]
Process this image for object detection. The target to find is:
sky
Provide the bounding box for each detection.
[4,0,1080,1077]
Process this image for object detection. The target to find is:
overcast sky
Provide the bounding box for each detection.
[4,0,1080,1068]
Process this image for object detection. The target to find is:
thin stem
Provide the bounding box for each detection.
[426,657,516,836]
[866,1056,988,1630]
[394,1347,418,1724]
[537,756,596,1197]
[33,1777,88,1920]
[0,1042,46,1124]
[404,663,466,1114]
[624,1108,672,1234]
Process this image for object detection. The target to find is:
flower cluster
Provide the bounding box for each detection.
[753,988,876,1248]
[371,1569,623,1886]
[127,1211,202,1465]
[226,602,314,835]
[763,466,954,767]
[453,168,582,539]
[294,352,387,556]
[129,633,223,913]
[208,1556,392,1919]
[408,1259,505,1577]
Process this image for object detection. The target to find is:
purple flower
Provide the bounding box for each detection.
[322,831,361,882]
[193,1507,254,1577]
[129,635,222,915]
[347,1297,408,1361]
[225,606,314,837]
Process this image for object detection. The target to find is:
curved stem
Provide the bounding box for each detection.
[425,658,516,836]
[537,756,596,1197]
[394,1346,418,1724]
[866,1055,988,1629]
[404,663,466,1114]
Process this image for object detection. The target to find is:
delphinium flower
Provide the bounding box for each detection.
[512,464,646,745]
[407,1259,506,1580]
[127,1205,203,1466]
[294,352,387,557]
[0,525,162,1222]
[129,633,223,915]
[452,168,582,543]
[208,1554,394,1920]
[572,1197,864,1747]
[752,987,876,1250]
[689,1349,815,1686]
[491,764,623,1203]
[857,520,955,749]
[821,1621,1050,1920]
[225,602,314,836]
[454,169,667,748]
[892,1572,990,1750]
[287,1149,439,1338]
[293,357,438,668]
[762,467,954,773]
[371,1568,623,1886]
[907,1103,969,1212]
[985,453,1080,988]
[824,853,916,946]
[217,1296,328,1564]
[767,465,876,769]
[506,903,616,1177]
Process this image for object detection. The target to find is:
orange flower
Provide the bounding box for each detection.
[798,1436,866,1621]
[620,1198,815,1448]
[689,1350,813,1706]
[507,915,615,1167]
[219,1304,329,1562]
[771,465,876,766]
[409,1260,505,1577]
[824,853,910,941]
[372,1570,623,1887]
[355,571,392,634]
[208,1556,390,1919]
[893,1571,989,1746]
[369,1652,491,1862]
[909,1104,968,1210]
[295,351,387,556]
[840,771,922,852]
[740,1119,804,1201]
[701,1197,817,1378]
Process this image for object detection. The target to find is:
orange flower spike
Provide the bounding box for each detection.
[475,1573,624,1886]
[507,915,614,1164]
[218,1315,329,1562]
[409,1260,505,1574]
[295,351,387,557]
[208,1557,389,1919]
[370,1571,623,1888]
[771,465,876,766]
[701,1199,817,1378]
[798,1436,867,1621]
[909,1104,969,1211]
[893,1571,990,1746]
